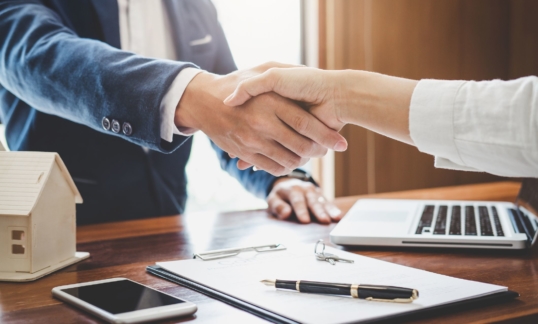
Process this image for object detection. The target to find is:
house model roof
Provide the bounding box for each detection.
[0,151,82,216]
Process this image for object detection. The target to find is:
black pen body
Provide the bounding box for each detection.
[355,284,418,301]
[276,280,351,295]
[273,280,418,302]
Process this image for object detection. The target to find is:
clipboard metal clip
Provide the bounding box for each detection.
[193,243,286,261]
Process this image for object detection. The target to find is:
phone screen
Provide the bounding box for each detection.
[60,279,185,314]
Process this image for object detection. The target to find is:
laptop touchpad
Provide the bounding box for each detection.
[357,211,409,222]
[351,210,411,236]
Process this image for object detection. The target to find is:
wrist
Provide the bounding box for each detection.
[175,71,219,131]
[338,70,418,144]
[271,177,294,189]
[270,170,318,190]
[336,70,376,125]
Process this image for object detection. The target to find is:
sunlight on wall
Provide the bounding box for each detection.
[185,134,269,213]
[184,0,302,213]
[212,0,302,70]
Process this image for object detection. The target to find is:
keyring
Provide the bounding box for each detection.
[314,239,326,255]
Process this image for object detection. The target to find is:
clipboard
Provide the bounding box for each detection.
[147,265,298,324]
[147,244,519,324]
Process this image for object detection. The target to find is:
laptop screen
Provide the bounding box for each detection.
[516,179,538,245]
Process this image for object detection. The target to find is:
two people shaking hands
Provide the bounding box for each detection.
[183,64,538,181]
[1,1,536,226]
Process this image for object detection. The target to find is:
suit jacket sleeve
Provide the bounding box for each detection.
[0,2,195,152]
[212,141,279,199]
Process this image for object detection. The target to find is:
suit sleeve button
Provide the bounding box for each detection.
[111,119,121,133]
[122,122,132,136]
[102,117,111,131]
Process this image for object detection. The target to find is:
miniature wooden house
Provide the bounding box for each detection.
[0,151,89,282]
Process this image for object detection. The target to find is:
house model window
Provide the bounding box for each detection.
[12,244,25,254]
[9,227,27,257]
[12,230,25,240]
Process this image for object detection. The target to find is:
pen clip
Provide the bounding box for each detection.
[193,243,286,261]
[364,289,419,303]
[365,297,414,303]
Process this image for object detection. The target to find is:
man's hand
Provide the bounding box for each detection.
[267,178,341,224]
[175,63,348,176]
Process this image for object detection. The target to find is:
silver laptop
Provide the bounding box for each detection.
[330,179,538,250]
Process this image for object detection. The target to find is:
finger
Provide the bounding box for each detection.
[271,116,328,158]
[236,159,253,170]
[313,187,342,221]
[228,153,236,159]
[288,190,310,224]
[305,189,331,224]
[267,194,292,220]
[247,93,328,159]
[324,201,343,221]
[223,66,307,106]
[236,137,306,172]
[225,64,303,106]
[276,103,348,152]
[256,139,307,171]
[240,153,292,176]
[223,72,276,106]
[255,61,304,72]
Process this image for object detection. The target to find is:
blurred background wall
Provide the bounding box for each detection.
[317,0,538,197]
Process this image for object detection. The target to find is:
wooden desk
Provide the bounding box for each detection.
[1,181,537,323]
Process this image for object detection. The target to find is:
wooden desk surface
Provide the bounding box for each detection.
[1,181,537,323]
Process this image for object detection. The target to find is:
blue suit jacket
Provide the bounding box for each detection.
[0,0,277,224]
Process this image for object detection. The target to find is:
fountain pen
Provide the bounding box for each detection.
[261,279,419,303]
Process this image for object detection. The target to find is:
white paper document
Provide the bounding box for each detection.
[157,245,507,324]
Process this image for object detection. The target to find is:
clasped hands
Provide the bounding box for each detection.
[175,62,350,224]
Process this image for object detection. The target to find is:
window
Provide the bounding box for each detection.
[9,227,27,257]
[184,0,303,213]
[11,230,24,240]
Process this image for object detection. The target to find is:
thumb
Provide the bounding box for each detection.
[223,71,277,106]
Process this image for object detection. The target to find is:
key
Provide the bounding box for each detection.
[315,252,332,264]
[328,254,354,264]
[316,252,354,265]
[316,253,336,265]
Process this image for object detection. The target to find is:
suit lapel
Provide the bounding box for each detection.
[89,0,121,48]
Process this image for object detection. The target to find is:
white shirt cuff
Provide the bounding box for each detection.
[409,79,472,171]
[160,67,203,142]
[434,157,480,172]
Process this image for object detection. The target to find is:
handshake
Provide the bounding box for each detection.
[176,62,417,175]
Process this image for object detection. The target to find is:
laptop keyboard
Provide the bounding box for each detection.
[478,206,494,236]
[521,210,537,239]
[491,207,504,236]
[415,205,435,234]
[433,206,448,234]
[449,206,461,235]
[509,208,538,239]
[465,206,477,235]
[416,205,504,236]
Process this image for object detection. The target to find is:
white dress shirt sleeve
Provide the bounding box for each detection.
[409,76,538,177]
[160,67,203,142]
